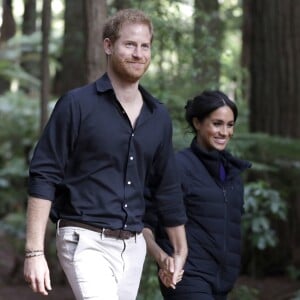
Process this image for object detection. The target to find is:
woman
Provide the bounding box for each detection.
[143,90,251,299]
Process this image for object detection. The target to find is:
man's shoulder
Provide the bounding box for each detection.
[65,81,97,99]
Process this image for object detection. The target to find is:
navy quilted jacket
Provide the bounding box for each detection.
[155,139,251,295]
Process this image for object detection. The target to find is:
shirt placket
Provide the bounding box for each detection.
[123,130,137,229]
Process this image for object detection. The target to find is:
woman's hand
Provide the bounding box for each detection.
[158,256,184,289]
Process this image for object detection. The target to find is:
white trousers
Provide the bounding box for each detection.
[56,225,146,300]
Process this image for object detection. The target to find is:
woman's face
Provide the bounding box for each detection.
[193,106,235,151]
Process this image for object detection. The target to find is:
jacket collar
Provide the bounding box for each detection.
[190,138,251,182]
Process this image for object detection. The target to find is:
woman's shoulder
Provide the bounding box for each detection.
[176,147,204,169]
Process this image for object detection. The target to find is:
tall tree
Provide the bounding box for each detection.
[0,0,16,93]
[193,0,222,90]
[243,0,300,270]
[21,0,38,92]
[53,0,107,93]
[40,0,52,131]
[114,0,132,10]
[0,0,16,42]
[53,0,86,95]
[22,0,36,35]
[244,0,300,138]
[84,0,107,83]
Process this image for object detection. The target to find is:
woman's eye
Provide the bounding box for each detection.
[213,122,222,126]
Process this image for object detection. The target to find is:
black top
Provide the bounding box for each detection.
[152,139,251,296]
[28,73,187,232]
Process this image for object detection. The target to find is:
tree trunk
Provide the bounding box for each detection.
[40,0,52,132]
[246,0,300,138]
[0,0,16,94]
[114,0,132,10]
[21,0,39,93]
[22,0,36,35]
[0,0,16,42]
[52,0,86,95]
[243,0,300,270]
[193,0,222,90]
[84,0,107,83]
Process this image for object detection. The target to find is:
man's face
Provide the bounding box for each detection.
[104,22,152,83]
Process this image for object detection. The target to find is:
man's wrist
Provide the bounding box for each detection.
[25,249,44,258]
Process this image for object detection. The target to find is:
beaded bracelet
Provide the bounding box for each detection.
[25,249,44,254]
[25,249,44,258]
[25,253,44,259]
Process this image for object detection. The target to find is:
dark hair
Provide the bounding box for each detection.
[185,90,238,132]
[102,9,154,43]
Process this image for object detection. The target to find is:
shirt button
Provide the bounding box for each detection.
[124,224,127,228]
[124,204,128,208]
[129,156,134,160]
[132,133,134,137]
[127,181,131,185]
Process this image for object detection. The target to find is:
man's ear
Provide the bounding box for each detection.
[103,38,112,55]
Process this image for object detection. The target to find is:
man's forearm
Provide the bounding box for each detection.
[25,197,52,251]
[143,227,169,267]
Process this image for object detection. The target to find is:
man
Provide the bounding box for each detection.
[23,8,187,300]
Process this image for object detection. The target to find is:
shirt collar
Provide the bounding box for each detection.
[95,73,158,112]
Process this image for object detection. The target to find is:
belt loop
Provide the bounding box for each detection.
[56,219,61,236]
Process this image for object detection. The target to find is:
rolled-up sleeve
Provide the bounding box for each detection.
[28,93,79,201]
[146,113,187,227]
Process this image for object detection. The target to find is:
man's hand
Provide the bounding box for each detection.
[24,255,52,295]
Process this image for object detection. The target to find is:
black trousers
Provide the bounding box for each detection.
[159,278,227,300]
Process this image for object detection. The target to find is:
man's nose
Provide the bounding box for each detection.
[133,46,142,57]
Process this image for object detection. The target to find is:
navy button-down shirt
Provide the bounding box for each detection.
[28,73,187,232]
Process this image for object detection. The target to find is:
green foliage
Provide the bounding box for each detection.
[291,290,300,300]
[286,265,300,281]
[0,91,39,217]
[243,181,287,250]
[0,30,62,91]
[0,213,26,257]
[0,33,40,85]
[228,284,260,300]
[137,257,162,300]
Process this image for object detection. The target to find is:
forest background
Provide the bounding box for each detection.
[0,0,300,299]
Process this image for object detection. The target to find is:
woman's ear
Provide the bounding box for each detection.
[103,38,112,55]
[192,117,201,131]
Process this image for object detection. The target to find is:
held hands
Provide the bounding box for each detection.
[24,254,52,295]
[158,255,184,289]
